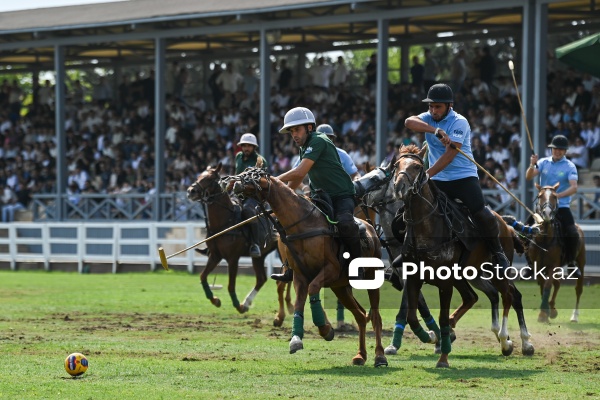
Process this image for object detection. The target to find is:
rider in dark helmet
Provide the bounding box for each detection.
[397,83,512,272]
[270,107,361,282]
[526,135,581,278]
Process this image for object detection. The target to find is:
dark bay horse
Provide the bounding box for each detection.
[528,183,586,323]
[186,163,278,313]
[223,167,387,367]
[393,145,530,368]
[355,158,534,357]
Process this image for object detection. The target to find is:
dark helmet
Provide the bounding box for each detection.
[548,135,569,150]
[422,83,454,103]
[316,124,335,137]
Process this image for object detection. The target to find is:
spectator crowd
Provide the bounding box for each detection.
[0,48,599,221]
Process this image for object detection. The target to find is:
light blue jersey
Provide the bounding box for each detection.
[537,156,578,208]
[419,108,478,181]
[294,147,357,177]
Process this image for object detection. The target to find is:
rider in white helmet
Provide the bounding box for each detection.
[270,107,361,282]
[235,133,269,258]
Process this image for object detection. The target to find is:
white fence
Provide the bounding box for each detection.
[0,222,278,275]
[1,221,599,277]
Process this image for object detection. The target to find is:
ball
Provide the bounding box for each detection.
[64,353,89,376]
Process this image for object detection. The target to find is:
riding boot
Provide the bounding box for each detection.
[563,225,581,279]
[472,207,510,271]
[338,217,362,277]
[270,263,294,282]
[248,222,261,258]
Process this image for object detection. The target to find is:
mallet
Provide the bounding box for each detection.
[157,213,265,270]
[508,60,537,167]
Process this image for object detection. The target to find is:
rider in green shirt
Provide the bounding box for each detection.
[270,107,360,282]
[235,133,268,258]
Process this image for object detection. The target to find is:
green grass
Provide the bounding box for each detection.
[1,271,599,399]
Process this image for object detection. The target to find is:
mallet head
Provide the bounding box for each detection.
[158,247,169,271]
[508,60,515,71]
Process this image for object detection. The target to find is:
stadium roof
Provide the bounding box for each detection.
[0,0,598,68]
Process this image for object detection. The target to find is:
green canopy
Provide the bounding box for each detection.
[555,33,600,77]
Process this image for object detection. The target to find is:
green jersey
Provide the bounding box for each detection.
[300,132,355,198]
[235,151,268,174]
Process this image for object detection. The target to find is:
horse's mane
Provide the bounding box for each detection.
[400,144,420,155]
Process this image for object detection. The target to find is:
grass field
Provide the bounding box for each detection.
[1,270,599,399]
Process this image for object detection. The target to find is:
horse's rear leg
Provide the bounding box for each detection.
[200,255,223,308]
[331,285,369,366]
[496,282,514,356]
[307,270,334,342]
[405,278,437,349]
[289,278,309,354]
[510,283,534,355]
[538,278,553,323]
[436,282,454,368]
[449,279,478,332]
[238,257,268,313]
[367,287,388,367]
[549,279,560,319]
[274,281,287,327]
[470,278,500,341]
[571,234,586,322]
[285,281,294,314]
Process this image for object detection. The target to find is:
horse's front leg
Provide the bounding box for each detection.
[405,277,437,345]
[496,281,514,356]
[290,276,309,354]
[200,254,223,308]
[470,277,500,341]
[367,286,388,367]
[385,287,409,355]
[274,281,287,327]
[549,278,560,319]
[307,268,334,342]
[436,281,454,368]
[538,276,553,323]
[510,283,534,356]
[331,285,369,366]
[225,258,245,313]
[238,256,268,313]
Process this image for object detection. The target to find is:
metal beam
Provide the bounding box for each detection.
[259,29,272,164]
[375,19,389,166]
[154,38,166,220]
[54,45,66,221]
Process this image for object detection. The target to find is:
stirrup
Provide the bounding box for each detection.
[270,267,293,282]
[249,244,261,258]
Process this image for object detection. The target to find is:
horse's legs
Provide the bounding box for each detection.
[274,281,287,327]
[539,277,553,323]
[436,281,454,368]
[496,281,514,356]
[285,281,294,314]
[306,268,334,342]
[331,285,370,366]
[385,287,409,355]
[469,278,500,341]
[549,279,560,319]
[571,233,586,322]
[238,256,268,313]
[448,279,479,329]
[366,287,388,367]
[224,258,245,313]
[405,277,437,346]
[200,254,223,307]
[289,277,309,354]
[510,283,534,355]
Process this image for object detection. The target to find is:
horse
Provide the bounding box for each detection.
[223,167,388,367]
[527,183,586,323]
[355,156,534,357]
[186,163,279,313]
[393,144,531,368]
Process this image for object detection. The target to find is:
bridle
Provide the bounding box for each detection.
[535,187,558,221]
[190,173,228,205]
[395,153,429,196]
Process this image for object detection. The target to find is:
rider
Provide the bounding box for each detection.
[235,133,268,258]
[526,135,581,278]
[270,107,361,282]
[402,83,511,271]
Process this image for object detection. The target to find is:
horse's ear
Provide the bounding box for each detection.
[388,153,397,171]
[216,162,222,173]
[255,157,264,169]
[535,183,541,191]
[418,142,428,159]
[552,182,560,191]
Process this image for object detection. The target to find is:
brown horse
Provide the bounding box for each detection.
[528,183,586,323]
[393,145,526,368]
[223,167,387,367]
[186,163,278,313]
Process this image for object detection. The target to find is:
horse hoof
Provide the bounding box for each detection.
[434,343,442,355]
[352,356,366,366]
[289,336,303,354]
[502,340,514,357]
[450,329,457,343]
[537,312,549,323]
[384,345,398,355]
[522,345,535,356]
[211,297,221,308]
[324,326,335,342]
[273,318,283,327]
[570,318,579,323]
[374,355,388,367]
[436,361,450,368]
[550,309,558,319]
[238,304,249,314]
[428,330,438,344]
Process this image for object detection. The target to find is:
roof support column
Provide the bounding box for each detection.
[401,44,410,83]
[54,45,67,221]
[375,19,389,165]
[259,29,272,163]
[154,38,166,220]
[519,0,547,222]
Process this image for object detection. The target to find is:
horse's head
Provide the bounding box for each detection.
[221,167,271,202]
[354,153,396,206]
[393,144,428,201]
[187,163,224,203]
[535,182,560,222]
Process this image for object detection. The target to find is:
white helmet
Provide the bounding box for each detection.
[279,107,316,134]
[237,133,258,147]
